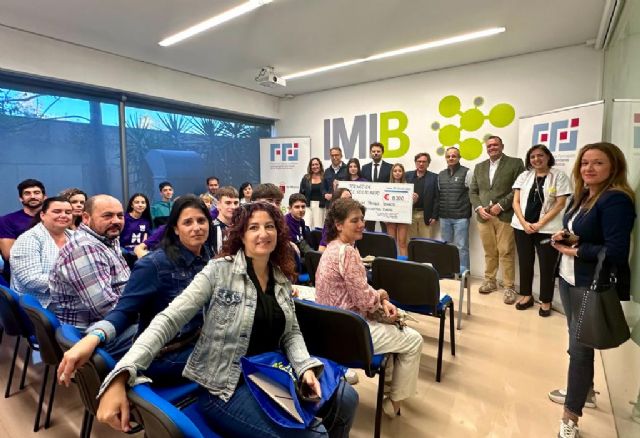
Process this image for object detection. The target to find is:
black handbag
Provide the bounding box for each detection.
[570,249,630,350]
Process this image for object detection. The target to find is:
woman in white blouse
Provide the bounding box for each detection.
[511,145,571,316]
[10,196,72,308]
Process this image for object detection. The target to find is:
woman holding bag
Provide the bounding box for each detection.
[550,142,635,438]
[315,198,423,419]
[95,201,358,438]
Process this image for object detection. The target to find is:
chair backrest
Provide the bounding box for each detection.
[128,385,212,438]
[303,250,323,285]
[407,238,460,278]
[371,257,440,308]
[19,294,63,365]
[56,324,116,416]
[0,285,34,338]
[294,299,377,377]
[309,228,323,250]
[356,231,397,259]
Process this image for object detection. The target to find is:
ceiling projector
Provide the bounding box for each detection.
[255,66,286,88]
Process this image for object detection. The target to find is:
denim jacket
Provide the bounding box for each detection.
[99,249,322,401]
[90,243,212,341]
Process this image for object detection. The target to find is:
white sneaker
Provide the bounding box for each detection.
[558,419,579,438]
[345,369,359,385]
[548,388,597,408]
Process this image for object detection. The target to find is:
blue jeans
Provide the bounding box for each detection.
[197,379,358,438]
[103,324,138,359]
[146,342,196,383]
[559,278,594,417]
[440,218,470,273]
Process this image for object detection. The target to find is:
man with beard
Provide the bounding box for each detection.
[0,179,47,281]
[49,195,130,330]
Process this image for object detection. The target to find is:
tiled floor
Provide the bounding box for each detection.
[0,278,617,437]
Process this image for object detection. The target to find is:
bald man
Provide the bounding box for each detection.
[49,195,130,330]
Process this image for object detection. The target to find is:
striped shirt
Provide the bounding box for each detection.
[49,224,130,329]
[10,223,71,308]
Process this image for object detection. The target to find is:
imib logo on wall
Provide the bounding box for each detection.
[270,142,300,161]
[531,118,580,151]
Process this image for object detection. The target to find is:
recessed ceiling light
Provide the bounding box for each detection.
[283,27,506,80]
[159,0,273,47]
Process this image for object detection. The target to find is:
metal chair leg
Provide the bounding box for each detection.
[5,336,21,398]
[449,303,456,356]
[34,364,50,432]
[374,356,388,438]
[466,274,471,315]
[436,312,445,382]
[44,367,57,428]
[457,279,464,330]
[19,345,31,389]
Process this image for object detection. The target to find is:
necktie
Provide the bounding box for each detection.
[374,163,379,182]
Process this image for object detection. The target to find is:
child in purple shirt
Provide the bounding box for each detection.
[121,193,152,251]
[285,194,312,256]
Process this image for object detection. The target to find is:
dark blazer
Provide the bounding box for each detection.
[299,175,328,208]
[469,154,525,223]
[406,170,439,224]
[323,162,348,193]
[563,190,636,300]
[361,160,392,183]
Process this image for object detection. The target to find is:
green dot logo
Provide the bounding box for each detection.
[432,95,516,160]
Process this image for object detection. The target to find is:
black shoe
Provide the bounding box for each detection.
[515,298,534,310]
[539,306,552,317]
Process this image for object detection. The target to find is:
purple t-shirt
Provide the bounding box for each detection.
[120,213,151,250]
[285,213,305,244]
[0,209,35,240]
[143,225,166,251]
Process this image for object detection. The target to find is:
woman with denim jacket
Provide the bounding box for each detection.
[94,201,358,437]
[57,195,214,382]
[550,143,635,438]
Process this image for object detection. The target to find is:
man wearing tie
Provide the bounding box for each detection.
[361,142,392,232]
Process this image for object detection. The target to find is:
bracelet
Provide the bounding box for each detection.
[89,329,106,344]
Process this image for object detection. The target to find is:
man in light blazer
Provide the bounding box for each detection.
[469,136,525,304]
[362,142,393,232]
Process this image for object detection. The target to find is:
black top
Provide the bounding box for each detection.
[309,183,323,202]
[524,175,546,223]
[246,257,286,356]
[413,174,426,210]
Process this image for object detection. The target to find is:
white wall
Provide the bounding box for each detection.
[0,26,280,120]
[276,45,604,280]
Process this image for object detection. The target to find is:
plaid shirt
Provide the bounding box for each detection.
[49,224,130,329]
[10,223,71,308]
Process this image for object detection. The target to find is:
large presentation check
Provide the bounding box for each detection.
[338,181,413,224]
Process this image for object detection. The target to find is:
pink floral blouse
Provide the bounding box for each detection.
[315,240,386,318]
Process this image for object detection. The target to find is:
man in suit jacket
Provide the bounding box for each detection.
[362,142,393,232]
[469,136,525,304]
[406,152,439,239]
[323,147,348,202]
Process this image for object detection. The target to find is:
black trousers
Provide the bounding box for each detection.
[513,228,557,303]
[364,221,387,233]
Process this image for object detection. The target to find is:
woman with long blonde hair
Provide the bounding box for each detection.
[550,142,635,438]
[386,163,410,256]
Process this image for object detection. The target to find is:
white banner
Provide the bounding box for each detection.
[338,181,413,224]
[518,101,604,175]
[259,137,311,199]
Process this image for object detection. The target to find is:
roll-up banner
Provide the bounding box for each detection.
[518,101,604,175]
[260,137,311,199]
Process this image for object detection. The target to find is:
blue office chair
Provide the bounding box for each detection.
[128,384,222,438]
[408,238,471,329]
[19,294,63,431]
[56,324,200,438]
[0,286,37,398]
[294,298,390,438]
[371,257,455,382]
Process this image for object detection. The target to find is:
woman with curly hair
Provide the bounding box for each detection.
[59,187,87,230]
[94,201,358,438]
